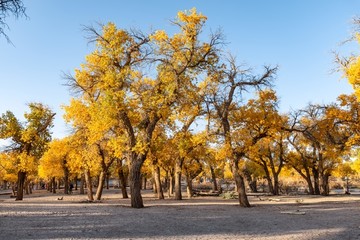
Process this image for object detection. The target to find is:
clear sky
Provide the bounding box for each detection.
[0,1,359,139]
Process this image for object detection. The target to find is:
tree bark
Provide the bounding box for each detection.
[24,180,29,195]
[129,157,144,208]
[84,169,94,201]
[320,172,330,196]
[106,173,110,189]
[243,169,257,193]
[51,177,56,194]
[186,174,193,198]
[63,163,69,194]
[232,161,250,207]
[174,158,183,200]
[80,174,85,195]
[118,162,128,199]
[142,176,147,190]
[209,166,218,191]
[15,171,26,200]
[95,171,106,200]
[154,165,164,199]
[312,167,320,195]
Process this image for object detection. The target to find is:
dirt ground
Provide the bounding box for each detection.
[0,189,359,240]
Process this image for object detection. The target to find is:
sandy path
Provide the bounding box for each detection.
[0,189,360,239]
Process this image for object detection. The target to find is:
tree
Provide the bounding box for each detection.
[287,103,351,195]
[0,0,26,43]
[204,56,276,207]
[65,8,220,208]
[38,138,72,194]
[0,103,55,200]
[242,90,288,195]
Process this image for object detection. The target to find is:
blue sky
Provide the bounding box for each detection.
[0,1,359,139]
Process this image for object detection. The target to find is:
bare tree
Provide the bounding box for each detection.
[0,0,26,43]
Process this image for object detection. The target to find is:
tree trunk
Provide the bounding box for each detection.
[51,177,56,193]
[210,166,218,191]
[106,173,110,190]
[186,174,193,198]
[129,157,144,208]
[320,172,330,196]
[24,180,29,195]
[95,171,106,200]
[80,174,85,195]
[118,163,128,199]
[232,162,250,207]
[64,164,70,194]
[174,158,183,200]
[3,180,8,190]
[170,172,175,196]
[273,174,280,195]
[75,176,78,191]
[16,171,26,200]
[312,167,320,195]
[154,165,164,199]
[142,176,147,190]
[84,170,94,201]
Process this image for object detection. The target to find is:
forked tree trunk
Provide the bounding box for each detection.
[95,171,106,200]
[84,170,94,201]
[129,157,144,208]
[232,162,250,207]
[154,165,164,199]
[16,171,26,200]
[174,158,183,200]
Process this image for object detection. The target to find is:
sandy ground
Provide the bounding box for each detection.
[0,189,360,240]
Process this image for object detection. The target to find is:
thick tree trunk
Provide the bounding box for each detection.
[273,175,280,195]
[129,158,144,208]
[154,165,164,199]
[174,158,183,200]
[16,171,26,200]
[186,175,193,198]
[95,171,106,200]
[312,167,320,195]
[320,172,330,196]
[84,170,94,201]
[210,166,218,191]
[232,162,250,207]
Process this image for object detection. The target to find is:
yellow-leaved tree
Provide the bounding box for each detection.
[64,8,221,208]
[0,103,55,200]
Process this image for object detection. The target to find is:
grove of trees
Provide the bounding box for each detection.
[1,8,360,208]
